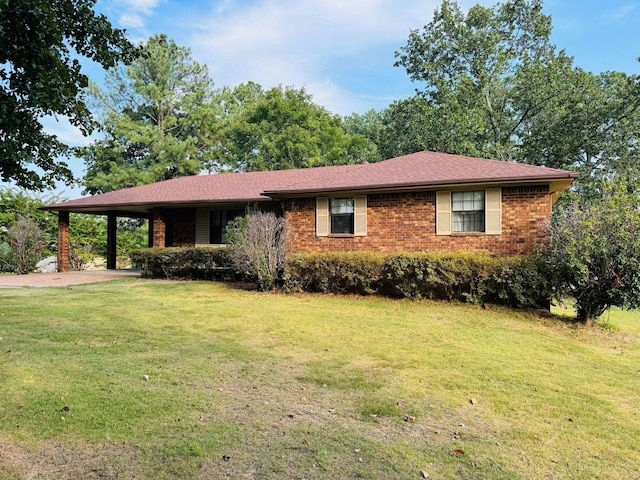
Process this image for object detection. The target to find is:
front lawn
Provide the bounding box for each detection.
[1,280,639,479]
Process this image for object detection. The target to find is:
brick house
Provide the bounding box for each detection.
[44,151,577,272]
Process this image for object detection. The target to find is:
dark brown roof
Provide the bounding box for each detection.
[45,151,577,213]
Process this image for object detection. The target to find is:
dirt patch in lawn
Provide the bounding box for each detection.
[0,439,142,479]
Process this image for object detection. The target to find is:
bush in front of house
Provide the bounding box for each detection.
[225,211,287,292]
[130,247,236,280]
[285,251,549,308]
[540,184,640,324]
[379,252,485,301]
[285,252,385,295]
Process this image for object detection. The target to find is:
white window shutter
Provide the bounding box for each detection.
[195,208,210,245]
[485,188,502,235]
[436,191,452,235]
[316,197,329,237]
[354,195,367,236]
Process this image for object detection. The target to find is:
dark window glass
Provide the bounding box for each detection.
[210,209,244,244]
[452,191,485,232]
[330,198,354,234]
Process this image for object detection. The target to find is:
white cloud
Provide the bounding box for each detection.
[602,3,637,23]
[41,116,95,148]
[187,0,442,114]
[118,12,145,29]
[118,0,159,16]
[108,0,160,32]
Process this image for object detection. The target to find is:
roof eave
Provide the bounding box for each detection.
[42,196,275,213]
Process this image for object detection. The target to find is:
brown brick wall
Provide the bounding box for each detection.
[57,211,70,272]
[166,208,196,247]
[152,209,166,248]
[284,186,552,256]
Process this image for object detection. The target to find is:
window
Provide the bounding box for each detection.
[330,198,354,234]
[209,209,244,244]
[452,191,485,232]
[316,196,367,237]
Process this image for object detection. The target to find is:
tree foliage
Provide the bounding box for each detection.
[520,70,640,196]
[0,187,146,272]
[0,187,60,250]
[0,0,137,190]
[213,84,373,171]
[395,0,570,160]
[82,34,217,194]
[389,0,640,197]
[542,184,640,323]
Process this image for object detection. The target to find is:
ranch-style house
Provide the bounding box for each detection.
[44,151,578,272]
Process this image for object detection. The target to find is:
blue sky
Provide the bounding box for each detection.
[40,0,639,196]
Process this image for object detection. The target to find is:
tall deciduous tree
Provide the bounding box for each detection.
[82,35,217,194]
[0,0,136,191]
[520,70,640,197]
[213,84,373,171]
[394,0,580,161]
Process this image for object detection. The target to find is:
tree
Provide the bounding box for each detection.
[542,183,640,324]
[0,0,136,190]
[519,70,640,197]
[343,109,385,163]
[82,35,217,194]
[394,0,581,161]
[213,84,373,171]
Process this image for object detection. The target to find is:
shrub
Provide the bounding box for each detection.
[481,255,550,308]
[225,211,286,291]
[0,241,16,273]
[380,252,478,301]
[286,251,548,308]
[285,252,385,295]
[8,216,45,274]
[541,185,640,323]
[130,247,236,280]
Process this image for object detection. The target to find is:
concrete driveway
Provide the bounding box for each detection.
[0,270,141,288]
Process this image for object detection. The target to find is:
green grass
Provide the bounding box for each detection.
[1,280,639,479]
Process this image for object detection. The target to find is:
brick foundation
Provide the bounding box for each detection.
[284,186,552,256]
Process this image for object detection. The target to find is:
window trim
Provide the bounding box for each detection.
[436,188,502,236]
[316,195,367,237]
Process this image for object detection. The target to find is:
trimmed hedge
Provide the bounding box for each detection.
[130,247,237,280]
[286,251,550,308]
[285,252,385,295]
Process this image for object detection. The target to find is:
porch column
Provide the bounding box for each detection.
[148,212,154,247]
[57,211,70,273]
[107,213,117,269]
[152,208,166,248]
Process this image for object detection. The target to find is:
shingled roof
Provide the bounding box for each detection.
[44,151,577,214]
